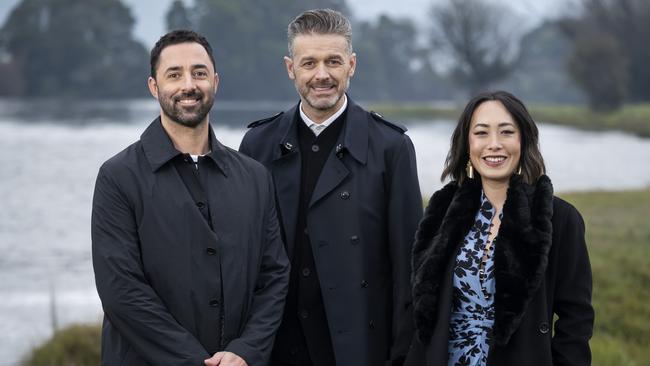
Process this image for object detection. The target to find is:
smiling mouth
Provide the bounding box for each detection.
[180,99,198,104]
[311,84,336,93]
[175,96,202,106]
[483,156,507,167]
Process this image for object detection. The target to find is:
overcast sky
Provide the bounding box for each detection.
[0,0,573,47]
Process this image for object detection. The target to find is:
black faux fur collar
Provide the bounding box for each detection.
[412,175,554,346]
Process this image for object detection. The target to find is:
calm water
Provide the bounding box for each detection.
[1,99,649,364]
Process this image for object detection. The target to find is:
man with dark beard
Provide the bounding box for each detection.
[239,9,422,366]
[91,30,289,366]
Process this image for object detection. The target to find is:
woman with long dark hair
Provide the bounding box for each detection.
[405,91,594,365]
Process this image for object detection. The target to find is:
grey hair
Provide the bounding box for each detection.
[287,8,353,57]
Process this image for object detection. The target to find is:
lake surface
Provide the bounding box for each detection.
[1,99,649,364]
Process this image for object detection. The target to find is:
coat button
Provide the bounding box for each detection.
[361,280,368,288]
[335,144,344,159]
[300,310,309,319]
[301,267,311,277]
[284,142,293,150]
[311,144,320,152]
[539,322,550,334]
[196,201,205,208]
[369,320,375,329]
[206,247,216,255]
[350,235,359,244]
[209,299,220,307]
[340,191,350,200]
[303,227,309,236]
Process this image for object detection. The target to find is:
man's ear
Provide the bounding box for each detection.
[213,72,219,94]
[147,76,159,99]
[348,52,357,78]
[284,56,295,80]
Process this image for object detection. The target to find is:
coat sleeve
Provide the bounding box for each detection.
[238,130,255,158]
[224,171,290,365]
[91,164,209,365]
[386,135,423,365]
[551,204,594,365]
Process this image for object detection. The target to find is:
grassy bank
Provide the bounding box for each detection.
[559,189,650,366]
[369,102,463,121]
[22,324,101,365]
[370,102,650,137]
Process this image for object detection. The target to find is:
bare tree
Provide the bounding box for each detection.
[430,0,520,96]
[559,0,650,109]
[568,30,627,110]
[166,0,193,31]
[578,0,650,102]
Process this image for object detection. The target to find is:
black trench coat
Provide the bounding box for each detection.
[239,98,423,366]
[406,175,594,366]
[92,119,290,365]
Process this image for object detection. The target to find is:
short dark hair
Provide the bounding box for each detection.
[287,9,353,57]
[441,90,546,184]
[150,29,215,78]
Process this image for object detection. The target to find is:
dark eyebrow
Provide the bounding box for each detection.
[163,66,182,74]
[163,64,209,74]
[473,122,516,128]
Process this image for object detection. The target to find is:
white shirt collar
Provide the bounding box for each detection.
[299,94,348,134]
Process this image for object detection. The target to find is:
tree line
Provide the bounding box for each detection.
[0,0,648,110]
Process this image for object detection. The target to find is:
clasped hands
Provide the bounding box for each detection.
[204,351,247,366]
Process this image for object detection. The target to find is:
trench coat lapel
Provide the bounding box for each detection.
[308,99,368,208]
[340,98,369,165]
[270,106,301,256]
[308,152,349,208]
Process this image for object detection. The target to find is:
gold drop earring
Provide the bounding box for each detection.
[466,160,474,179]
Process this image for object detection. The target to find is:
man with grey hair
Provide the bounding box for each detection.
[239,9,422,366]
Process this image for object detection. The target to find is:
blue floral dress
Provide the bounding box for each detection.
[447,192,498,366]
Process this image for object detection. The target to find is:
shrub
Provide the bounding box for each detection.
[22,324,101,366]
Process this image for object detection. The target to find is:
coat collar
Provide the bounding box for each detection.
[273,95,369,164]
[140,117,230,176]
[412,175,554,346]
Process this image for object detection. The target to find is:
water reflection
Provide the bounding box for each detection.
[0,98,294,126]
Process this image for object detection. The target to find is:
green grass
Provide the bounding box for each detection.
[530,104,650,137]
[369,102,462,121]
[559,189,650,366]
[369,102,650,137]
[22,324,101,366]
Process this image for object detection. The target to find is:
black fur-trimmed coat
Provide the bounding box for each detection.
[405,175,594,366]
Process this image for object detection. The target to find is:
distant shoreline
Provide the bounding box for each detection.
[369,102,650,138]
[0,98,648,138]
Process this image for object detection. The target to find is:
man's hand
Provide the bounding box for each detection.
[204,351,248,366]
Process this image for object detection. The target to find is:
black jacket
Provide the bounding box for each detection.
[239,98,423,366]
[92,118,290,365]
[406,175,594,366]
